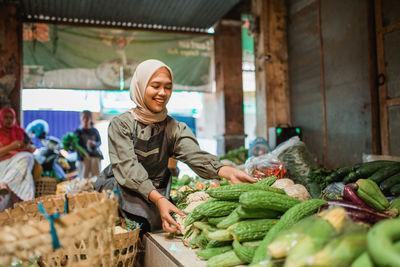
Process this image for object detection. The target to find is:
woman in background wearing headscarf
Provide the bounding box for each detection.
[0,108,36,211]
[94,59,255,235]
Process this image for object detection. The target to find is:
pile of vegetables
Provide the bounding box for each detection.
[264,208,400,267]
[324,160,400,196]
[219,146,249,165]
[178,176,328,267]
[170,175,220,207]
[175,171,400,267]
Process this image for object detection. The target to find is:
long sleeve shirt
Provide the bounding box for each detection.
[108,112,223,201]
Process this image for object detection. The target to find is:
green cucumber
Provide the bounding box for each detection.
[380,172,400,192]
[356,160,399,179]
[370,164,400,184]
[391,184,400,196]
[342,171,358,184]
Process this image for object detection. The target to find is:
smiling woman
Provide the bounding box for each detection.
[144,67,173,114]
[94,59,256,237]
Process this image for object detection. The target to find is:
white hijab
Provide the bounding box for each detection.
[129,59,173,124]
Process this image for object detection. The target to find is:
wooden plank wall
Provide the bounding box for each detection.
[0,2,22,121]
[287,0,373,168]
[252,0,291,140]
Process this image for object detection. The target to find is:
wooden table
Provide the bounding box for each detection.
[143,231,207,267]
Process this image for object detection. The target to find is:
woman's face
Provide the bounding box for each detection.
[2,111,15,128]
[144,67,172,113]
[81,113,92,128]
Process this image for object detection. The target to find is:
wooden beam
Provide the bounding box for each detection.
[252,0,290,139]
[252,0,268,139]
[374,0,390,155]
[214,20,245,152]
[317,0,328,166]
[265,0,291,127]
[387,97,400,107]
[367,0,381,154]
[0,2,22,122]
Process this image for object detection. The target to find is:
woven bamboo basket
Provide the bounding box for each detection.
[114,227,140,267]
[34,176,58,197]
[0,191,141,266]
[0,193,118,266]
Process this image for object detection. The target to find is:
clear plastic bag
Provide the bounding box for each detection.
[271,136,317,185]
[244,153,287,179]
[362,153,400,163]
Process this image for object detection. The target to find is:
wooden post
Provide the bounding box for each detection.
[0,2,22,122]
[252,0,290,138]
[214,19,245,153]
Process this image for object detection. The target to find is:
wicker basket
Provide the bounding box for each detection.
[0,191,106,226]
[114,228,140,267]
[35,176,57,197]
[0,193,118,266]
[0,191,141,266]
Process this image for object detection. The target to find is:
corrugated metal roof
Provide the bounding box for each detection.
[20,0,242,32]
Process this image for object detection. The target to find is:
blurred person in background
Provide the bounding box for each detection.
[95,59,255,236]
[74,110,103,178]
[0,108,36,211]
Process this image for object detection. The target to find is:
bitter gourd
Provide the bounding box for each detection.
[227,219,278,242]
[240,190,301,212]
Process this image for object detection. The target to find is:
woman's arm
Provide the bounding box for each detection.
[170,120,255,183]
[0,140,24,158]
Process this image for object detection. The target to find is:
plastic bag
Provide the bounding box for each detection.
[362,153,400,163]
[65,177,97,194]
[271,136,317,185]
[244,153,287,179]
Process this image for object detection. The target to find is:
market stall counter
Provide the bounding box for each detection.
[144,232,248,267]
[144,232,207,267]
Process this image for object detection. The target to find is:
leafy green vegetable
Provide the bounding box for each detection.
[62,132,89,158]
[220,146,248,165]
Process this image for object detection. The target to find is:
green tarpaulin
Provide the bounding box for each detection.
[23,23,213,92]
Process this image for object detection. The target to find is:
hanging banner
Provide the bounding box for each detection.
[23,23,214,92]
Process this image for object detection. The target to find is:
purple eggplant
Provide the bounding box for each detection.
[325,200,390,224]
[343,185,369,208]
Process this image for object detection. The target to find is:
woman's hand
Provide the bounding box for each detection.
[149,189,185,233]
[156,197,186,233]
[87,140,96,147]
[217,165,257,184]
[9,140,24,150]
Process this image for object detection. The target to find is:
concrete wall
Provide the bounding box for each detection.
[287,0,373,168]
